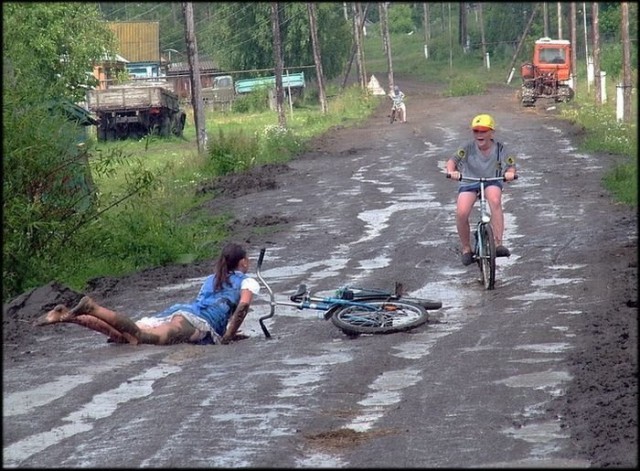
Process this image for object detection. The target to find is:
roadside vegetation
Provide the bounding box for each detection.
[3,3,636,301]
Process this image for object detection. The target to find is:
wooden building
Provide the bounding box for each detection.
[166,59,222,100]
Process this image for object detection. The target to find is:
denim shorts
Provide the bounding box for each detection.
[458,181,503,194]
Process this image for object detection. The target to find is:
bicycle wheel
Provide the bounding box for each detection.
[478,223,496,290]
[390,108,396,124]
[330,300,429,335]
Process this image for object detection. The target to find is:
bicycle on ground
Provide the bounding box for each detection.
[255,248,442,338]
[446,174,517,290]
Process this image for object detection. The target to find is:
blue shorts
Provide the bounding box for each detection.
[458,181,503,194]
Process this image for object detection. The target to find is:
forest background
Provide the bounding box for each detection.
[3,2,637,302]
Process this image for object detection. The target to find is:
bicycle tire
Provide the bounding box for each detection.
[330,300,429,335]
[478,223,496,290]
[390,108,396,124]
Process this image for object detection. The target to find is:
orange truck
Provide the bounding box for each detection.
[519,37,574,106]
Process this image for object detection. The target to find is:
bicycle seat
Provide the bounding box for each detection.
[290,284,307,302]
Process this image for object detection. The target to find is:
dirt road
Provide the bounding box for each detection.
[3,79,637,468]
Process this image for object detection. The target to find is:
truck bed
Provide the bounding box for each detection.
[86,85,180,112]
[235,72,305,94]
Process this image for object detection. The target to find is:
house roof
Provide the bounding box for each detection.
[100,53,129,63]
[167,59,220,75]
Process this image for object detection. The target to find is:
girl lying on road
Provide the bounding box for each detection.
[34,242,260,345]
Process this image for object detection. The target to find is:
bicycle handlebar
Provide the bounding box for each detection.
[256,247,273,338]
[446,173,518,182]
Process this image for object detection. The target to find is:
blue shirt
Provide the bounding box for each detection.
[152,271,248,336]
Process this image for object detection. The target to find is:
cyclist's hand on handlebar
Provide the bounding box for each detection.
[504,170,517,182]
[447,171,461,181]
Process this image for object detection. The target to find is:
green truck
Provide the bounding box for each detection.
[202,72,305,110]
[86,84,186,141]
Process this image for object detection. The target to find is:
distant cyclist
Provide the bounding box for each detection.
[389,85,407,123]
[446,114,517,266]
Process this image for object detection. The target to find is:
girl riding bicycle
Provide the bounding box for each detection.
[446,114,517,266]
[389,85,407,123]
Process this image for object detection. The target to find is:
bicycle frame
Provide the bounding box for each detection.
[469,177,499,289]
[447,174,517,290]
[255,248,440,338]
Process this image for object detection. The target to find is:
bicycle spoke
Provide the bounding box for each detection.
[331,301,429,335]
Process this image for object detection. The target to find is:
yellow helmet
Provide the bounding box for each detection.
[471,114,495,131]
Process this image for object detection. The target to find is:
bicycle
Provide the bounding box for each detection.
[255,248,442,338]
[446,174,517,290]
[389,97,404,124]
[390,103,399,123]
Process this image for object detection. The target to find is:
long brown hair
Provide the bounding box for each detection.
[213,242,247,291]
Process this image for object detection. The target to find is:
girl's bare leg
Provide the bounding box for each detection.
[72,315,138,344]
[33,303,138,344]
[70,296,200,345]
[68,296,143,341]
[35,297,198,345]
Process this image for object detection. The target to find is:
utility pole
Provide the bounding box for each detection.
[570,2,578,95]
[271,3,286,127]
[478,3,488,69]
[352,2,366,88]
[422,2,430,59]
[307,2,328,114]
[379,2,393,92]
[592,2,601,105]
[423,3,430,42]
[557,2,563,38]
[342,3,370,89]
[621,2,632,122]
[543,2,549,37]
[182,2,206,153]
[458,2,467,49]
[506,4,539,84]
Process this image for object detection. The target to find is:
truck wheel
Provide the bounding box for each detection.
[97,125,107,141]
[160,116,171,137]
[172,112,186,137]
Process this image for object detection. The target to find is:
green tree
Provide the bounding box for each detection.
[3,2,116,102]
[3,3,118,299]
[196,3,350,80]
[387,3,415,34]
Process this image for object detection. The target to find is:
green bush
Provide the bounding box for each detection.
[445,75,487,97]
[206,129,259,175]
[232,88,270,113]
[3,97,98,299]
[257,124,304,162]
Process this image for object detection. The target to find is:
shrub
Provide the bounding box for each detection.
[206,129,258,176]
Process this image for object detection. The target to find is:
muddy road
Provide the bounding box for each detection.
[3,80,637,468]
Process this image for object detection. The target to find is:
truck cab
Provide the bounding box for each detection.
[202,75,235,110]
[519,37,574,106]
[533,37,571,81]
